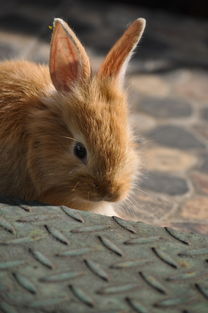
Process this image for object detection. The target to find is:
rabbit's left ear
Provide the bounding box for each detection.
[49,18,91,92]
[98,18,146,87]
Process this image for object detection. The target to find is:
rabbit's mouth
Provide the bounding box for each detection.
[38,180,127,213]
[87,194,121,203]
[78,189,125,204]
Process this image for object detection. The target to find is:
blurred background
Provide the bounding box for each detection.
[0,0,208,234]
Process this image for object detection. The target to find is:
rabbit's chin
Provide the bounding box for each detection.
[91,202,118,217]
[38,190,119,217]
[72,199,118,217]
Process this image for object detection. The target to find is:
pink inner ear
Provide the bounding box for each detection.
[50,21,82,92]
[51,37,80,91]
[98,19,146,84]
[50,63,79,91]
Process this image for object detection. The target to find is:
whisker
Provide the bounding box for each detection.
[59,135,77,142]
[72,181,80,192]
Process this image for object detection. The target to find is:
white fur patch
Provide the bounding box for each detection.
[91,203,118,217]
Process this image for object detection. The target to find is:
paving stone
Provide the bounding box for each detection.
[162,69,192,85]
[143,147,197,172]
[118,191,174,223]
[169,222,208,235]
[0,32,37,60]
[129,75,170,97]
[147,125,206,150]
[201,107,208,120]
[138,97,192,118]
[28,41,49,64]
[0,13,41,35]
[173,71,208,103]
[18,1,59,22]
[149,14,208,63]
[194,124,208,141]
[138,33,172,58]
[129,113,157,133]
[63,3,102,30]
[135,192,174,218]
[66,17,99,36]
[198,153,208,173]
[21,0,60,7]
[191,172,208,195]
[126,87,142,107]
[0,41,17,59]
[140,171,189,196]
[104,4,151,31]
[0,1,18,17]
[187,223,208,236]
[61,3,116,55]
[181,197,208,220]
[79,29,117,55]
[117,207,155,224]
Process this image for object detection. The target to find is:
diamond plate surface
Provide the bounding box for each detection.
[0,201,208,313]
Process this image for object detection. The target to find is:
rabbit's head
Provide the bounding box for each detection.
[28,18,146,212]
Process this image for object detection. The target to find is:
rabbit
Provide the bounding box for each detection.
[0,17,146,216]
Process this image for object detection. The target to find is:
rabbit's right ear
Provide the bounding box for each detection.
[49,18,91,92]
[98,18,146,87]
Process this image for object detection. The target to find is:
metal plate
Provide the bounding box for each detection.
[0,200,208,313]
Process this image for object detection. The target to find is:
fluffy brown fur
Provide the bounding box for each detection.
[0,18,146,216]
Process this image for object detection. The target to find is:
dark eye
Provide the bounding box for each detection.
[74,142,87,163]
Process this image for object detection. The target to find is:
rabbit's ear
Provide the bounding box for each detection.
[49,18,91,91]
[98,18,146,86]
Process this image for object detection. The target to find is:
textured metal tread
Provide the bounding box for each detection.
[0,202,208,313]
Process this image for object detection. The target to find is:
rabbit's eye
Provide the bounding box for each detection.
[74,142,87,163]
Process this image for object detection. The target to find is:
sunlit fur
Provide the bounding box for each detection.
[0,60,141,214]
[0,18,145,216]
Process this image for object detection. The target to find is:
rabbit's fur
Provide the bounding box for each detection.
[0,18,146,216]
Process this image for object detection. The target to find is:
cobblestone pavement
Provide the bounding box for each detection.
[0,1,208,235]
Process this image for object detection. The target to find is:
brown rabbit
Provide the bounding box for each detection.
[0,18,146,216]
